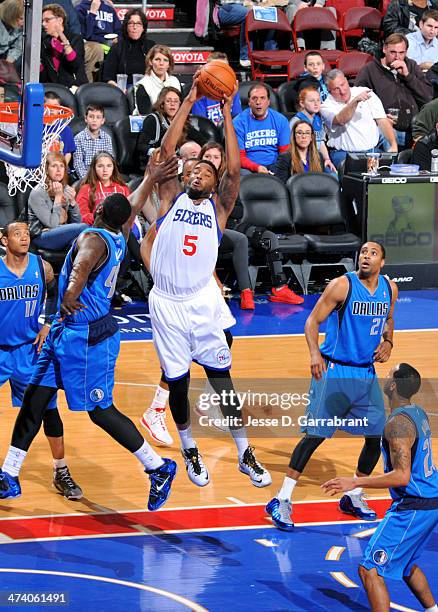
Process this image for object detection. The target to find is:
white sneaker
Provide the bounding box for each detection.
[140,407,173,446]
[239,59,251,68]
[238,446,272,487]
[182,447,210,487]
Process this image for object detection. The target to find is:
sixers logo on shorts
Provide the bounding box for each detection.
[373,550,388,565]
[90,388,105,403]
[216,348,231,367]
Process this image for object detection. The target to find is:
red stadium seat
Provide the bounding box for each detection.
[292,7,340,51]
[341,7,382,51]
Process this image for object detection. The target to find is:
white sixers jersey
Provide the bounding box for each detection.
[150,192,222,297]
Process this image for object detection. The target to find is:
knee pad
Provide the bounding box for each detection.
[43,408,64,438]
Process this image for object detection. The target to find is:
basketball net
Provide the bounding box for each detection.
[0,103,73,196]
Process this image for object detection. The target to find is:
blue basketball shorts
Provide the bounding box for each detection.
[301,362,385,437]
[361,504,438,579]
[0,342,57,409]
[30,316,120,411]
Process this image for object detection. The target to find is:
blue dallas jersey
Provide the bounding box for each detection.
[58,227,126,324]
[382,405,438,501]
[320,272,392,366]
[0,253,46,347]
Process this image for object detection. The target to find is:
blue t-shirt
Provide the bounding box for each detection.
[192,94,242,125]
[59,126,76,155]
[233,108,290,167]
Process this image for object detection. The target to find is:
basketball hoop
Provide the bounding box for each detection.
[0,102,73,195]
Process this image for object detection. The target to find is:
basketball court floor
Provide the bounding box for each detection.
[0,290,437,611]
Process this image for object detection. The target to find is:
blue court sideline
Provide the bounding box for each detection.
[113,290,438,343]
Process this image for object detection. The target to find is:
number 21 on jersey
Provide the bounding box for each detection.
[370,317,386,336]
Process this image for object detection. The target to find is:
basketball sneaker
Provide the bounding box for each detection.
[0,469,21,499]
[266,497,294,531]
[339,492,377,521]
[140,407,173,446]
[182,447,210,487]
[146,458,177,511]
[238,446,272,487]
[53,466,83,500]
[240,288,255,310]
[269,286,304,305]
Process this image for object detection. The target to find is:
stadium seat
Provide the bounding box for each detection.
[287,173,361,292]
[326,0,365,39]
[292,7,340,51]
[0,183,17,227]
[43,83,78,114]
[239,174,308,292]
[337,51,373,79]
[75,83,129,126]
[244,8,294,81]
[113,117,141,175]
[341,7,382,51]
[238,81,280,111]
[188,115,221,143]
[277,81,300,114]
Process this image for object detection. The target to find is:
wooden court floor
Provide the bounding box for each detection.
[0,330,437,519]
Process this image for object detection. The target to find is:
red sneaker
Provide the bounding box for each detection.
[240,288,255,310]
[269,285,304,305]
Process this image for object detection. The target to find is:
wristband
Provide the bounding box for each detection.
[383,338,393,348]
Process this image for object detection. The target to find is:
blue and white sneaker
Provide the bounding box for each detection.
[146,458,177,511]
[339,492,377,521]
[266,497,294,531]
[0,469,21,499]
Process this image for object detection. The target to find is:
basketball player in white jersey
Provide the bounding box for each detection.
[141,79,271,488]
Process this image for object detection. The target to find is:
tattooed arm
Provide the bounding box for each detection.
[322,414,416,494]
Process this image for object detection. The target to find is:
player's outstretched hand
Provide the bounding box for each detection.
[59,292,86,319]
[147,150,179,184]
[221,81,239,111]
[187,69,202,104]
[373,340,392,363]
[33,324,50,353]
[310,350,327,380]
[321,476,356,496]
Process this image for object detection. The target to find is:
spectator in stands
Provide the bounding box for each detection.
[289,87,336,173]
[40,4,87,88]
[76,152,130,224]
[179,140,202,162]
[199,141,255,309]
[76,0,122,83]
[135,44,181,113]
[233,83,290,174]
[28,152,87,250]
[274,121,323,182]
[406,9,438,70]
[412,122,438,168]
[73,104,113,179]
[355,33,433,146]
[43,0,81,36]
[192,52,241,124]
[44,91,76,166]
[102,8,155,88]
[293,51,329,103]
[321,69,398,169]
[0,0,23,71]
[286,0,336,50]
[382,0,438,39]
[412,96,438,139]
[135,87,204,172]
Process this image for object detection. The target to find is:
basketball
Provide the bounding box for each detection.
[197,60,237,101]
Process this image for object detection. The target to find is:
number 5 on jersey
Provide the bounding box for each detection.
[183,235,198,256]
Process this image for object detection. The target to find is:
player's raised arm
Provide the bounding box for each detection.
[304,276,349,379]
[216,83,240,228]
[124,151,179,236]
[374,280,398,363]
[60,233,107,317]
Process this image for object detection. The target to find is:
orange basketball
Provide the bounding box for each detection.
[197,60,237,101]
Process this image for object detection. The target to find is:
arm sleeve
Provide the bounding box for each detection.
[44,277,58,324]
[239,150,260,172]
[277,115,291,149]
[76,185,95,225]
[68,200,83,223]
[29,189,61,229]
[368,92,387,120]
[403,62,433,106]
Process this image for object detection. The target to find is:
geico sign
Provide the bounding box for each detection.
[391,277,413,283]
[172,51,211,63]
[370,232,433,246]
[381,177,408,184]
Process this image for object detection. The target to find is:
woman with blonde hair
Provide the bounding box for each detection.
[28,152,87,250]
[0,0,23,68]
[136,43,181,112]
[274,120,324,183]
